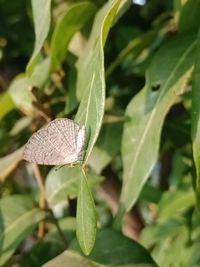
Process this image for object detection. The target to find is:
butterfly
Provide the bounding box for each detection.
[23,118,86,165]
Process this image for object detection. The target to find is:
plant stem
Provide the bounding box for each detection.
[48,208,68,248]
[31,163,47,239]
[31,163,68,247]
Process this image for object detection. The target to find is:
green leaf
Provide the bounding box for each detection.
[149,225,191,267]
[88,146,111,175]
[50,2,96,71]
[29,57,51,88]
[157,189,195,222]
[119,34,196,213]
[9,74,34,116]
[42,250,104,267]
[76,169,97,255]
[140,219,184,247]
[0,195,45,266]
[47,217,76,242]
[26,0,51,74]
[0,146,24,182]
[45,166,104,206]
[88,122,122,174]
[106,29,158,77]
[0,91,15,120]
[139,183,162,203]
[178,0,200,33]
[70,228,157,266]
[75,0,121,162]
[192,29,200,208]
[21,218,76,267]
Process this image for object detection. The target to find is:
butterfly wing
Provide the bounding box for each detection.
[23,118,86,165]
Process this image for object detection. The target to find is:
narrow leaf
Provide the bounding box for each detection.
[191,29,200,207]
[119,34,196,213]
[50,2,96,71]
[75,0,121,162]
[27,0,51,74]
[76,169,97,255]
[0,195,45,266]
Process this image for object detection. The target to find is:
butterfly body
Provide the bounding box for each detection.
[23,118,86,165]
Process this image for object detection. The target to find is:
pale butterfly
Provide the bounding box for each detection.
[23,118,86,165]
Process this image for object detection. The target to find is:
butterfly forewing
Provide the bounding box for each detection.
[23,118,86,165]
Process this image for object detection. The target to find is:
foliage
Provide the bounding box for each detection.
[0,0,200,266]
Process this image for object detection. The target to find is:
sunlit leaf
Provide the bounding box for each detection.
[119,34,196,214]
[75,0,121,162]
[0,146,24,182]
[9,117,32,136]
[26,0,51,74]
[50,2,96,71]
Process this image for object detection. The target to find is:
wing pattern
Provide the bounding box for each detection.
[23,118,86,165]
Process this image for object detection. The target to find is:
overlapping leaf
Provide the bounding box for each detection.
[0,146,24,182]
[191,29,200,207]
[45,166,104,206]
[50,2,96,71]
[43,250,103,267]
[0,195,45,266]
[26,0,51,74]
[75,0,121,162]
[71,229,157,266]
[119,34,197,213]
[8,74,34,116]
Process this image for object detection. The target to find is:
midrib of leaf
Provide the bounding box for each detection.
[83,73,95,127]
[86,70,104,162]
[80,175,87,252]
[122,40,196,210]
[0,208,41,242]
